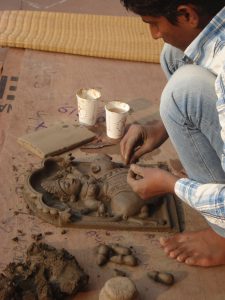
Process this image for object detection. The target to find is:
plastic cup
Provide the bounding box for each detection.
[76,88,101,126]
[105,101,130,139]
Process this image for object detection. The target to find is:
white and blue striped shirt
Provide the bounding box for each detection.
[174,7,225,228]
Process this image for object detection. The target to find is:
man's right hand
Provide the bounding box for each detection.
[120,121,168,164]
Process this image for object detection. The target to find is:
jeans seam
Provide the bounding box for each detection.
[185,125,217,182]
[188,113,222,158]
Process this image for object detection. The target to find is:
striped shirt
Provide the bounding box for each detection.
[174,7,225,228]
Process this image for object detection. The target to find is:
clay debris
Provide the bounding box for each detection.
[0,242,89,300]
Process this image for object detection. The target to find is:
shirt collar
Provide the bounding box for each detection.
[183,6,225,63]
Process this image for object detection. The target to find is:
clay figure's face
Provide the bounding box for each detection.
[60,177,81,195]
[87,184,98,197]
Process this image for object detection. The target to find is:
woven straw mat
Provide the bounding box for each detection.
[0,10,164,63]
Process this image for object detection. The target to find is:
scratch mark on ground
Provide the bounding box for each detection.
[45,0,69,9]
[0,129,5,155]
[22,0,41,9]
[22,0,70,9]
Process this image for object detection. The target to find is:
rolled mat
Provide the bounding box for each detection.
[0,10,163,63]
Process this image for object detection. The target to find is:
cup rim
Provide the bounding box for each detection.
[76,88,101,100]
[105,100,130,114]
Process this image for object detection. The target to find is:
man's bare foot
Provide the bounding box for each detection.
[159,228,225,267]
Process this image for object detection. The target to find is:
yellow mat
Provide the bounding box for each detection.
[0,10,163,63]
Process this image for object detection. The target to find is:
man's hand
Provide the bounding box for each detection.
[120,121,168,165]
[127,164,179,200]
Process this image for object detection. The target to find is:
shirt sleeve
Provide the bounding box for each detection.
[216,61,225,172]
[175,178,225,227]
[174,62,225,228]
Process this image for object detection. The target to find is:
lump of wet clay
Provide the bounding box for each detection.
[99,276,138,300]
[147,271,174,286]
[96,243,138,267]
[0,242,89,300]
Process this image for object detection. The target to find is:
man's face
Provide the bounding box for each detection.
[142,15,201,51]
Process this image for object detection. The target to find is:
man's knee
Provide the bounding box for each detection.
[160,44,185,78]
[160,65,216,124]
[160,65,191,123]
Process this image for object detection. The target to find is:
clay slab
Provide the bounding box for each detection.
[17,123,96,158]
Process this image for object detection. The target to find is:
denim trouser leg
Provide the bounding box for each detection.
[160,43,188,79]
[160,44,225,236]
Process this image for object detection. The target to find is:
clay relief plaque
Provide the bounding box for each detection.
[22,154,181,231]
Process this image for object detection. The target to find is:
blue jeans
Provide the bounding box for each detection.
[160,44,225,236]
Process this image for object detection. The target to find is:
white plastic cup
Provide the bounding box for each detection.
[76,88,101,126]
[105,101,130,139]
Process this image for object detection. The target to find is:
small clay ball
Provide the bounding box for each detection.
[99,276,138,300]
[98,244,110,256]
[97,253,108,266]
[92,165,101,173]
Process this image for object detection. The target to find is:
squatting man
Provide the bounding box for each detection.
[120,0,225,267]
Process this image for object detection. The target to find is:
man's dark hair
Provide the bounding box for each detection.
[120,0,225,24]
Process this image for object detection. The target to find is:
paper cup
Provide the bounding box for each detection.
[105,101,130,139]
[76,88,101,126]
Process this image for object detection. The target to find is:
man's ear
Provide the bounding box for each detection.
[177,5,200,28]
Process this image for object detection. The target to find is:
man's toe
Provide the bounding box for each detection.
[177,252,190,262]
[159,236,169,246]
[169,248,183,259]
